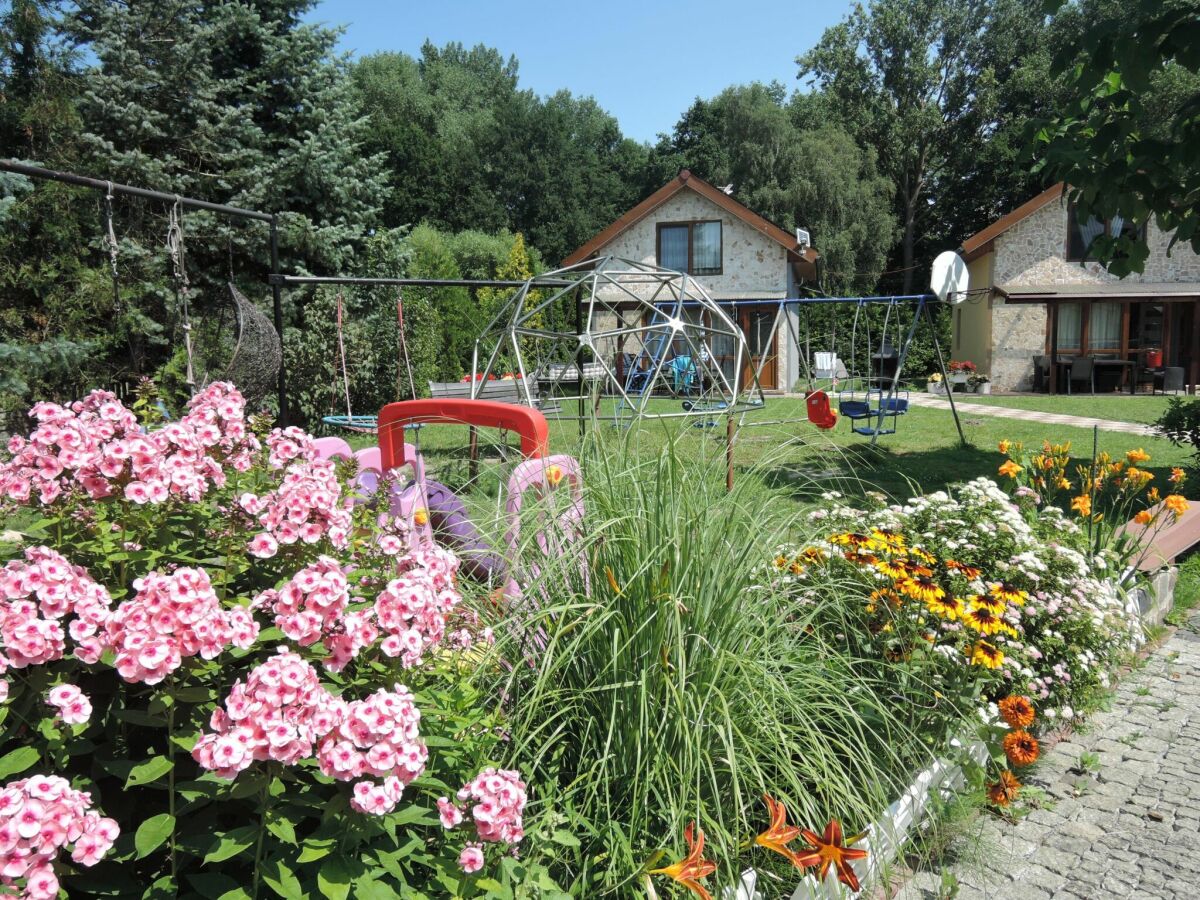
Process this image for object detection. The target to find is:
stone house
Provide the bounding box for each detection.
[953,184,1200,392]
[562,170,818,392]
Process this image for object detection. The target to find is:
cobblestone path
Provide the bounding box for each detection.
[899,617,1200,900]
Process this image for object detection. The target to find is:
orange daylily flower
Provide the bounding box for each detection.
[754,795,812,870]
[1165,494,1190,519]
[1126,448,1151,465]
[798,820,869,893]
[1134,509,1154,526]
[1070,494,1092,517]
[998,439,1011,454]
[604,566,622,595]
[1169,467,1186,484]
[649,822,717,900]
[998,460,1022,479]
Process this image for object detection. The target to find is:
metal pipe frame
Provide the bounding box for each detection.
[269,275,574,289]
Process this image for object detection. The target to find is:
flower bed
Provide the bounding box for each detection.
[0,384,553,897]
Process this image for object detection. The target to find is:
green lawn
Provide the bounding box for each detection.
[943,392,1178,425]
[342,396,1195,509]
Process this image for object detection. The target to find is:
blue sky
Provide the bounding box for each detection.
[305,0,854,143]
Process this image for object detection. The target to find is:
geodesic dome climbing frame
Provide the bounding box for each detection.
[471,256,765,423]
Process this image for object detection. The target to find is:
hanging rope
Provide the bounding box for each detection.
[102,182,121,316]
[396,289,417,400]
[166,198,196,390]
[334,292,353,420]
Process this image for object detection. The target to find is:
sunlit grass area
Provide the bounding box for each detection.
[338,396,1194,510]
[954,392,1177,425]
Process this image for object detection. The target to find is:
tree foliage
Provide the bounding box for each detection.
[799,0,1055,291]
[1032,0,1200,276]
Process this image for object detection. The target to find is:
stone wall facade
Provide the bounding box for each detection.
[597,189,789,300]
[587,187,796,390]
[983,200,1200,391]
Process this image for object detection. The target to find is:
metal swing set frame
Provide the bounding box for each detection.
[747,291,968,447]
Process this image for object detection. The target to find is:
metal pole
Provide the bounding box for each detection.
[269,275,573,289]
[269,216,288,425]
[925,301,968,448]
[726,414,735,492]
[0,159,273,221]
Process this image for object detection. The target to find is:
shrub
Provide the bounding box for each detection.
[0,384,562,897]
[1156,397,1200,478]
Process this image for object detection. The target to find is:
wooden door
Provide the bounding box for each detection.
[742,307,778,390]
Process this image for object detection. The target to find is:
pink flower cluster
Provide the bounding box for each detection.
[0,384,258,507]
[316,685,427,814]
[252,557,350,647]
[192,648,344,779]
[241,435,351,558]
[442,768,527,846]
[0,547,112,668]
[107,568,258,684]
[0,774,118,899]
[45,685,91,726]
[374,547,463,668]
[194,651,429,817]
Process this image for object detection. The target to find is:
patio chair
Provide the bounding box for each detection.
[1067,356,1095,395]
[1032,355,1050,392]
[1156,367,1186,395]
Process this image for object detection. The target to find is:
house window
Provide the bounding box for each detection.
[1066,205,1142,261]
[656,221,722,275]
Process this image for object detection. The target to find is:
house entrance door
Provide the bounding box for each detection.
[741,307,778,390]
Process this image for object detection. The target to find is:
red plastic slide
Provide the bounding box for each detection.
[377,399,551,470]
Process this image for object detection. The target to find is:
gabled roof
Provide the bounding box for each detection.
[960,183,1066,262]
[561,170,819,274]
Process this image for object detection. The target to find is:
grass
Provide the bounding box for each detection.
[341,396,1194,511]
[955,392,1176,425]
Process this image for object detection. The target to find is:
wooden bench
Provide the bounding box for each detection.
[536,361,608,395]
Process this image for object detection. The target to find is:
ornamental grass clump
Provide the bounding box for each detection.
[490,442,938,893]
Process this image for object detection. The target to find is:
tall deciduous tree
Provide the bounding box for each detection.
[799,0,1045,291]
[651,83,896,295]
[1032,0,1200,275]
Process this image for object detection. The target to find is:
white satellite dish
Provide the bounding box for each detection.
[930,251,968,304]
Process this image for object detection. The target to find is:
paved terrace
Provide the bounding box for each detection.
[899,615,1200,900]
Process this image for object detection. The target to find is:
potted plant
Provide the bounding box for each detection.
[969,373,992,395]
[927,372,945,394]
[948,360,976,390]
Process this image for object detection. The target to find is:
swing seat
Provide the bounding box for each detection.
[853,424,897,437]
[805,391,838,430]
[838,399,873,421]
[322,414,379,434]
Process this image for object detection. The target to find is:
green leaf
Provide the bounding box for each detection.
[203,825,258,864]
[297,839,335,864]
[266,815,297,845]
[142,875,177,899]
[550,829,580,848]
[262,858,304,900]
[134,813,175,859]
[125,755,174,788]
[317,856,352,900]
[217,891,254,900]
[0,747,40,779]
[476,878,512,899]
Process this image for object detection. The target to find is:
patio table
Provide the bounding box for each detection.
[1092,358,1136,395]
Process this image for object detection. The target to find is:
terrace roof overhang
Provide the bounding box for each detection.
[997,282,1200,304]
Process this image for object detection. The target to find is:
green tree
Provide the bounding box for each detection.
[1032,0,1200,275]
[651,83,896,294]
[406,224,472,382]
[799,0,1044,292]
